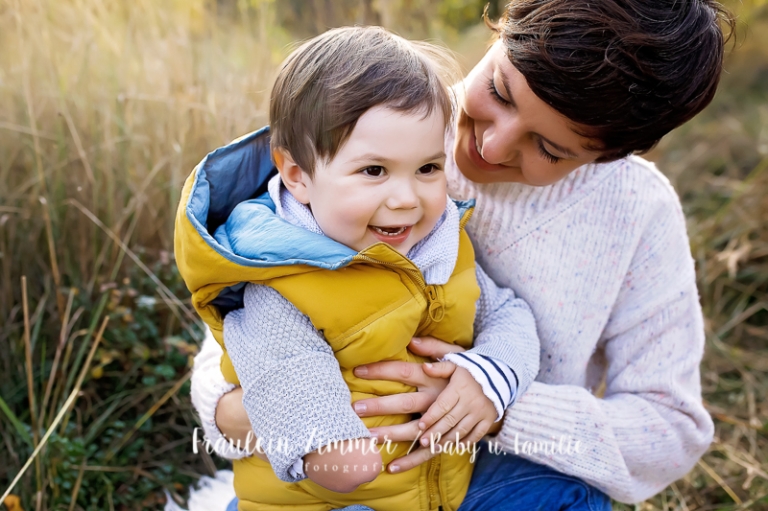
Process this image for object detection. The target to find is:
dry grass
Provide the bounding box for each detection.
[0,0,766,509]
[1,1,287,508]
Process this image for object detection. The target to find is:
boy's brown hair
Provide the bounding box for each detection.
[488,0,735,162]
[269,26,459,177]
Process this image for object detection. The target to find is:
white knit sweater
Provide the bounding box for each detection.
[190,146,713,503]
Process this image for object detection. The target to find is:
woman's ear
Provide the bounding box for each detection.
[273,148,311,205]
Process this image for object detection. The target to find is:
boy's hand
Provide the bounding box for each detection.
[417,363,497,448]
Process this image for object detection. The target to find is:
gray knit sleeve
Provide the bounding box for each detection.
[466,264,541,401]
[223,283,371,483]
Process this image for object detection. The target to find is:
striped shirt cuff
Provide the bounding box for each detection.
[443,353,518,421]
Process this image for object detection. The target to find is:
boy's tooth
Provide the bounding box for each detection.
[372,226,406,236]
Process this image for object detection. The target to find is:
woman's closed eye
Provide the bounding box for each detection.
[537,141,561,164]
[487,77,510,106]
[487,75,563,165]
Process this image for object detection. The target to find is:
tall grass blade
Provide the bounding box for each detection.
[39,289,75,428]
[21,276,42,499]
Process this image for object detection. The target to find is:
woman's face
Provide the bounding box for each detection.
[455,40,603,186]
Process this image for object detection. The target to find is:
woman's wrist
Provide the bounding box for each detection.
[190,334,254,460]
[213,386,268,461]
[486,419,503,436]
[217,388,251,442]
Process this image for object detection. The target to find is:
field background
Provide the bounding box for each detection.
[1,0,767,509]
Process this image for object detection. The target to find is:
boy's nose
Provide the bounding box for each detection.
[386,181,419,210]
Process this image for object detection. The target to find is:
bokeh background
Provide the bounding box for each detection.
[1,1,766,509]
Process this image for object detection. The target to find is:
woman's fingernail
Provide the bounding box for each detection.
[424,363,432,369]
[354,402,367,413]
[418,421,426,430]
[389,464,400,473]
[412,338,421,344]
[420,437,429,446]
[355,366,368,376]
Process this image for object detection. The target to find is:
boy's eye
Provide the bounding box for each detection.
[361,166,385,177]
[418,163,441,175]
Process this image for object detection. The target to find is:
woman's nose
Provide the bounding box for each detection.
[481,118,523,165]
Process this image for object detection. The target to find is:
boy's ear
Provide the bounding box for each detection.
[273,148,311,205]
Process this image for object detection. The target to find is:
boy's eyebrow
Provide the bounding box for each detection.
[497,69,579,159]
[347,151,446,164]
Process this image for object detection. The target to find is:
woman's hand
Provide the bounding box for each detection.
[352,336,468,473]
[215,386,268,461]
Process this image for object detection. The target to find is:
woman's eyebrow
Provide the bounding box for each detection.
[498,69,579,159]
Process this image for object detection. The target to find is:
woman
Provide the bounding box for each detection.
[190,1,732,509]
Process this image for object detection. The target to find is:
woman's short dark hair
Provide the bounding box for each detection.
[270,26,459,177]
[488,0,735,162]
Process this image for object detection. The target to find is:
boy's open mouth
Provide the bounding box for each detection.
[368,225,413,245]
[370,225,408,236]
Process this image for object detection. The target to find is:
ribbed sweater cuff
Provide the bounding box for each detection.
[494,382,631,500]
[497,382,596,450]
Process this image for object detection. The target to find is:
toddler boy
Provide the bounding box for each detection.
[175,26,539,511]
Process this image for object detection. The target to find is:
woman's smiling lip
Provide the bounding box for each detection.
[368,225,413,245]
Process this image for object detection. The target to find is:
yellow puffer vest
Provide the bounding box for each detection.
[175,128,479,511]
[231,221,478,511]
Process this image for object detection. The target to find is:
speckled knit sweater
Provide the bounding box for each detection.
[190,132,713,503]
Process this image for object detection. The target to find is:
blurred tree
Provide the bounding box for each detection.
[439,0,504,31]
[275,0,378,36]
[214,0,507,38]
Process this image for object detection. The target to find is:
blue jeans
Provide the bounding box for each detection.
[457,443,611,511]
[226,443,611,511]
[225,502,370,511]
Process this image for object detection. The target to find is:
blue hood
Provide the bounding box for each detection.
[186,126,277,240]
[186,126,357,270]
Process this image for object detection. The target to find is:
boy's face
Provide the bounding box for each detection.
[288,105,447,256]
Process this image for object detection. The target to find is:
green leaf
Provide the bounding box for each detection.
[0,393,33,447]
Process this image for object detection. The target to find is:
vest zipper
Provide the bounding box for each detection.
[353,255,445,324]
[354,253,446,510]
[427,456,440,510]
[354,254,427,288]
[424,284,445,322]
